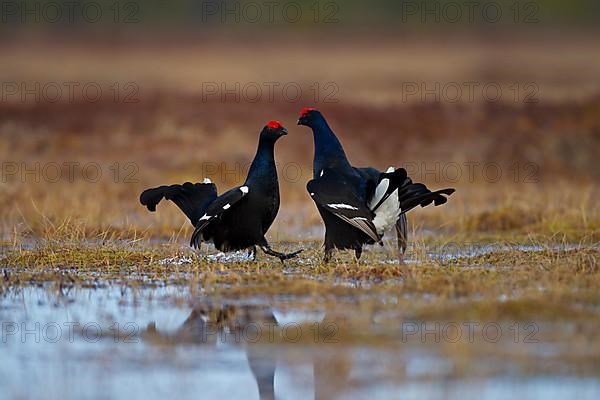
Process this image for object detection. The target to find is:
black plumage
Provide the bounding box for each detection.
[140,182,217,225]
[140,121,301,262]
[298,108,455,262]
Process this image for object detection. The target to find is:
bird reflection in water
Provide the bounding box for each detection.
[144,303,349,400]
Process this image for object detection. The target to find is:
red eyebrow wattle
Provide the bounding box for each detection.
[267,120,282,129]
[300,107,317,117]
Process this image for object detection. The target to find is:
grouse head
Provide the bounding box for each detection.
[297,107,322,127]
[260,120,288,141]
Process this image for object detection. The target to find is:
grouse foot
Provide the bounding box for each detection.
[260,246,303,264]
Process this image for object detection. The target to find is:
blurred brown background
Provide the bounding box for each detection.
[0,0,598,242]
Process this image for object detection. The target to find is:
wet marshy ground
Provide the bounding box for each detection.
[1,240,599,399]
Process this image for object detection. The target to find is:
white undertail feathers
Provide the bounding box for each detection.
[369,167,401,235]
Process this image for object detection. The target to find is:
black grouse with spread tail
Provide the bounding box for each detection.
[140,121,301,262]
[297,108,455,262]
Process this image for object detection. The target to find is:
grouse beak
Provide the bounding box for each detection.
[280,127,288,136]
[296,119,302,125]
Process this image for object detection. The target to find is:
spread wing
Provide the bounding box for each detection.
[307,177,381,243]
[140,181,217,225]
[190,185,250,248]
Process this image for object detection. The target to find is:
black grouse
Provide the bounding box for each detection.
[140,120,301,262]
[297,108,455,262]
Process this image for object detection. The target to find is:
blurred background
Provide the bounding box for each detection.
[1,0,599,242]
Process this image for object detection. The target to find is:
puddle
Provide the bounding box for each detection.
[1,282,599,399]
[428,243,593,261]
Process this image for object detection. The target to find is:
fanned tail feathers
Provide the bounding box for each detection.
[398,181,455,214]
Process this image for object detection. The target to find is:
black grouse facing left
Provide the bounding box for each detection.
[140,120,302,262]
[298,108,455,262]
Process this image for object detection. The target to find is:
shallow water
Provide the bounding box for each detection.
[1,281,599,400]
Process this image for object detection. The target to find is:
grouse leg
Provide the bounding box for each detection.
[260,245,303,264]
[323,248,334,263]
[354,248,362,260]
[396,214,408,265]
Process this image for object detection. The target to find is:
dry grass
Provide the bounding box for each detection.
[1,97,598,241]
[1,38,599,241]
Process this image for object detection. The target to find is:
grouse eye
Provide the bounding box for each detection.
[267,120,282,129]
